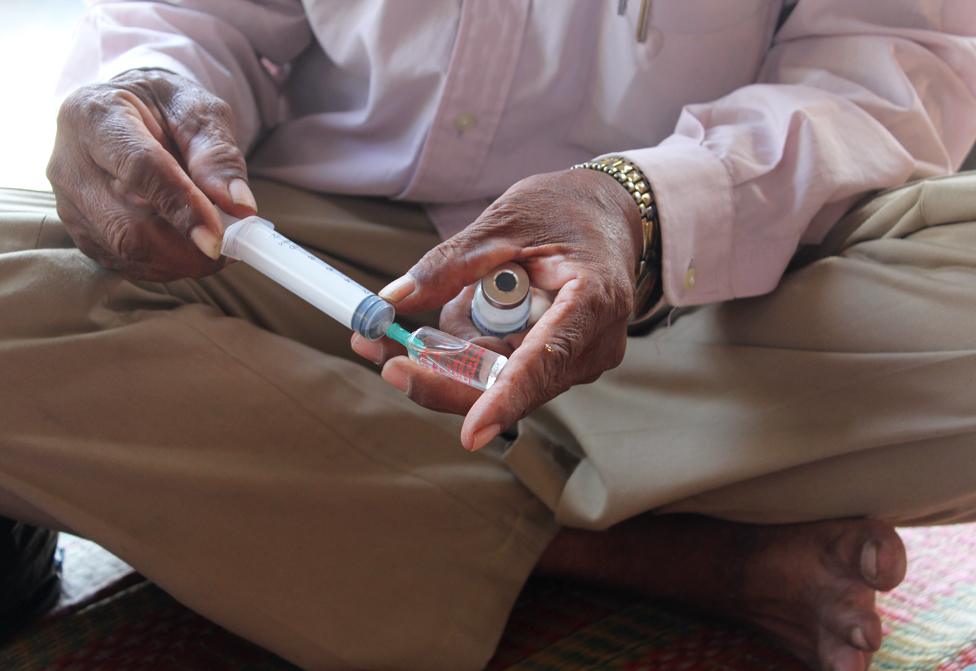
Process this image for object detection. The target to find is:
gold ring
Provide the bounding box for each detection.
[544,343,556,354]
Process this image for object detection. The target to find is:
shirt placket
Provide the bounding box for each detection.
[398,0,529,203]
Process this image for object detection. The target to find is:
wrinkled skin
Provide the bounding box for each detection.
[351,168,644,452]
[47,69,256,282]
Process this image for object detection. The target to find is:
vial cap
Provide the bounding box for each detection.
[481,262,529,308]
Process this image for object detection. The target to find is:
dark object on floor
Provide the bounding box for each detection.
[0,518,60,643]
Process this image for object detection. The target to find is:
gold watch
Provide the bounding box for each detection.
[571,156,663,329]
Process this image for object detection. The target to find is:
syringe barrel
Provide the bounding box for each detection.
[221,216,394,340]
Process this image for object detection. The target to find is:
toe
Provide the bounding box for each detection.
[857,524,907,592]
[846,520,907,591]
[819,632,872,671]
[873,530,907,592]
[824,603,882,653]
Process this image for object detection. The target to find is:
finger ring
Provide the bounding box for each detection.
[544,343,556,353]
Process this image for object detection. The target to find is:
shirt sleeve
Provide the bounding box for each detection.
[621,0,976,307]
[57,0,313,152]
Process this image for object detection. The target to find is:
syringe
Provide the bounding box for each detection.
[220,215,394,340]
[219,214,508,391]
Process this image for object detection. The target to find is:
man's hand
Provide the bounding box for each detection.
[351,168,643,451]
[47,69,257,281]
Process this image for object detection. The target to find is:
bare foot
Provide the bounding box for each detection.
[536,515,907,671]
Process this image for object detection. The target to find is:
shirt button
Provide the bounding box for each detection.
[684,267,696,290]
[453,112,477,134]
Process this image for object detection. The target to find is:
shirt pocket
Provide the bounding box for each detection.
[636,0,769,34]
[566,0,777,155]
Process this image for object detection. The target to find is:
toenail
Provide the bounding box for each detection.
[860,540,879,583]
[850,626,869,651]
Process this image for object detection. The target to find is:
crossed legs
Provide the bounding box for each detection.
[1,175,975,670]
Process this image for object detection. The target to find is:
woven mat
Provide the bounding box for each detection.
[2,525,975,670]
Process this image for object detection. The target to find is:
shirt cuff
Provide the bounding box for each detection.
[618,137,735,307]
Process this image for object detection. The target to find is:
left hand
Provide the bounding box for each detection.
[351,168,643,451]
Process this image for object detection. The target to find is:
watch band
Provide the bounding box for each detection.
[571,156,663,327]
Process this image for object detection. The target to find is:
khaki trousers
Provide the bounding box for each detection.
[1,174,975,670]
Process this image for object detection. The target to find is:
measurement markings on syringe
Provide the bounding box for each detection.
[269,232,365,289]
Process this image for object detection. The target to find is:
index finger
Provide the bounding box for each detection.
[385,233,520,314]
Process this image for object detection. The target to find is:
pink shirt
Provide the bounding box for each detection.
[60,1,976,307]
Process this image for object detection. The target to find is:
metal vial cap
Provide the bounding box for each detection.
[480,262,529,309]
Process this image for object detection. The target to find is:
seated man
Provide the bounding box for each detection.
[2,1,975,669]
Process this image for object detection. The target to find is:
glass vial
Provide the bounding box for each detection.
[387,324,507,391]
[471,262,531,337]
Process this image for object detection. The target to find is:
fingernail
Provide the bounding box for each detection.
[850,626,869,651]
[351,333,382,365]
[350,332,364,353]
[379,275,415,303]
[190,226,222,260]
[860,540,879,583]
[468,424,502,452]
[382,365,408,392]
[229,178,257,212]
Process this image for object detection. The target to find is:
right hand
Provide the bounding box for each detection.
[352,168,642,451]
[47,68,257,281]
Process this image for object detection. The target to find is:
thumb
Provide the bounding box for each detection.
[381,231,519,313]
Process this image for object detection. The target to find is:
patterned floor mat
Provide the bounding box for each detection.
[1,526,975,670]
